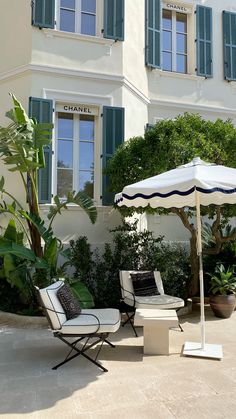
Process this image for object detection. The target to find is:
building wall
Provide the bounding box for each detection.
[0,0,236,245]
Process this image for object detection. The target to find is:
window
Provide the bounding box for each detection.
[162,9,187,73]
[56,112,95,199]
[59,0,96,35]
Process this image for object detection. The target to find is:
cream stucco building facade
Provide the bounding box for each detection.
[0,0,236,246]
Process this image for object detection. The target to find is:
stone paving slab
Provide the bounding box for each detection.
[0,307,236,418]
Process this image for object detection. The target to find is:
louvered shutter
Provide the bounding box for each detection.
[196,5,213,78]
[29,97,53,204]
[102,107,124,206]
[32,0,55,29]
[145,0,161,68]
[104,0,124,41]
[223,11,236,81]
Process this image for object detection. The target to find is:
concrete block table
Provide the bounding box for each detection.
[134,309,179,355]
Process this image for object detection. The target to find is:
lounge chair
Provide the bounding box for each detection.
[119,270,184,336]
[37,280,121,372]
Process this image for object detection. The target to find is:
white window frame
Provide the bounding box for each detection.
[162,8,188,74]
[54,110,98,201]
[56,0,98,36]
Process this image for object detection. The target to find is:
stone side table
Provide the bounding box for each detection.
[134,309,179,355]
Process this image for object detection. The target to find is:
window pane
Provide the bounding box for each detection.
[79,172,94,197]
[162,10,172,30]
[80,116,94,141]
[57,169,73,198]
[177,33,187,53]
[82,0,96,13]
[177,54,187,73]
[162,52,172,71]
[163,31,172,51]
[176,13,187,33]
[79,142,94,170]
[58,113,73,139]
[58,140,73,168]
[61,0,75,9]
[60,9,75,32]
[81,13,96,36]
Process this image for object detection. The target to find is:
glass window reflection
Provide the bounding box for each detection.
[80,116,94,141]
[82,0,96,14]
[60,9,75,32]
[79,142,94,170]
[58,140,73,168]
[81,14,96,36]
[58,113,73,139]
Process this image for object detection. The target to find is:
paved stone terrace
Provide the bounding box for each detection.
[0,306,236,418]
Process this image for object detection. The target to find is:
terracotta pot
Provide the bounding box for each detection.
[209,294,236,319]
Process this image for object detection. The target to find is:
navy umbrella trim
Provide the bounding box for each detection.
[115,186,236,204]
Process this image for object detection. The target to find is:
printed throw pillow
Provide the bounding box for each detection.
[57,283,81,320]
[130,271,160,297]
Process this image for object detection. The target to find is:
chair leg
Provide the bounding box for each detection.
[52,334,112,372]
[178,323,184,332]
[122,311,138,337]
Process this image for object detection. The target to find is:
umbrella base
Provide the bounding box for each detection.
[183,341,223,360]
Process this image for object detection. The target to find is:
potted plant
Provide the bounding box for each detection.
[209,264,236,318]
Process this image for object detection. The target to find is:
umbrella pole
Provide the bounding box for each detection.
[195,192,205,349]
[183,192,222,359]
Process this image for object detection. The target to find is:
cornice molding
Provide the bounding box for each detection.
[1,64,236,115]
[150,98,236,116]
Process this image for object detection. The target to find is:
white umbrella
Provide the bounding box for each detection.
[115,157,236,359]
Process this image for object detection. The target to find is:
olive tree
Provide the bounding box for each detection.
[106,113,236,297]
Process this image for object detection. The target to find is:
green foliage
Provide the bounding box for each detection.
[107,113,236,219]
[0,95,97,311]
[154,242,191,301]
[202,222,236,295]
[69,280,95,309]
[106,113,236,297]
[70,221,190,307]
[209,264,236,295]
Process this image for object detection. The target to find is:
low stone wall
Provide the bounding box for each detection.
[0,311,48,329]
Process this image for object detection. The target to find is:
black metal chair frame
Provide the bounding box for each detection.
[37,290,116,373]
[52,329,115,372]
[120,285,184,336]
[120,287,138,337]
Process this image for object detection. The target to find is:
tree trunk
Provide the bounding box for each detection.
[171,208,200,298]
[188,230,199,297]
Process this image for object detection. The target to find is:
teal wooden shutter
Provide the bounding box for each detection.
[29,97,53,204]
[102,106,124,206]
[223,11,236,81]
[145,0,161,68]
[104,0,124,41]
[32,0,55,29]
[196,6,213,78]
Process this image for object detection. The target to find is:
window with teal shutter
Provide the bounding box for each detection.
[29,97,53,204]
[104,0,124,41]
[196,6,213,78]
[223,11,236,81]
[102,106,124,206]
[32,0,55,29]
[145,0,161,68]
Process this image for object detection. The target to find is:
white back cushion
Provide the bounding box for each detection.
[120,270,164,299]
[39,280,67,330]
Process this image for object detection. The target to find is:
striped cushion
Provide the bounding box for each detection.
[130,272,159,296]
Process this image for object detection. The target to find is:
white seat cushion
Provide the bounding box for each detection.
[60,308,121,334]
[124,294,184,309]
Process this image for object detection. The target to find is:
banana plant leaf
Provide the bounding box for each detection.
[70,281,95,309]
